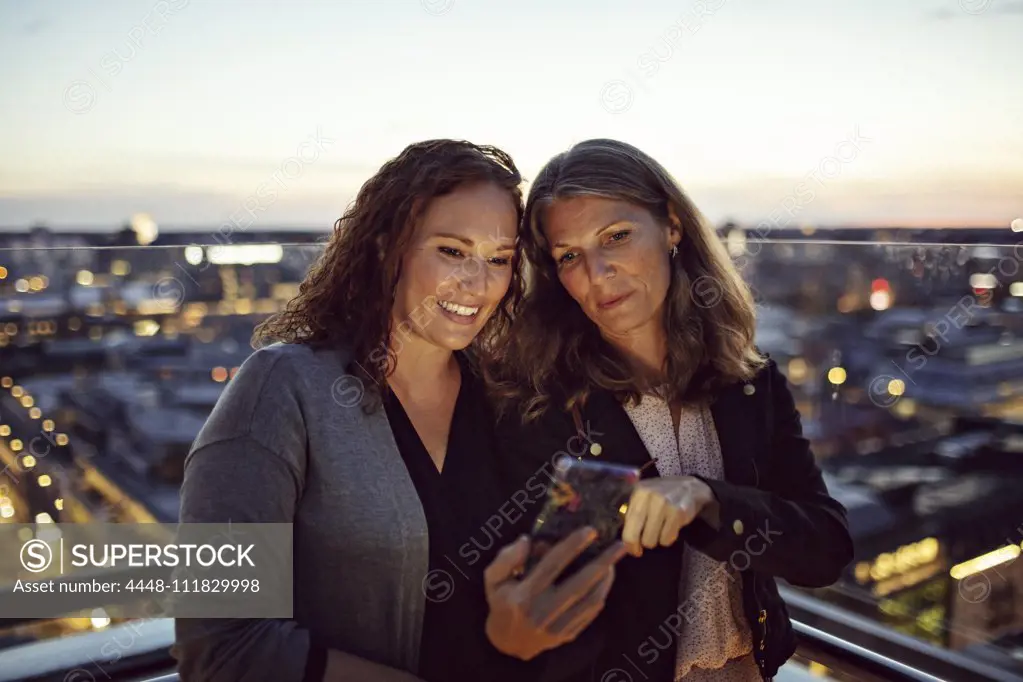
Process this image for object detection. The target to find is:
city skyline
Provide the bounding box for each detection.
[1,0,1021,230]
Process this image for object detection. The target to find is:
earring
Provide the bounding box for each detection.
[671,245,678,258]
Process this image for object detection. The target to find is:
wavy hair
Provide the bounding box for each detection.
[485,138,764,421]
[253,139,524,410]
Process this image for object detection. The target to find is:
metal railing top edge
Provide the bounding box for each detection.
[0,241,324,253]
[0,618,174,682]
[780,585,1023,682]
[2,590,1022,681]
[0,237,1021,251]
[792,620,943,682]
[739,237,1023,248]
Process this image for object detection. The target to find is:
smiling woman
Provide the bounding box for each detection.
[249,139,526,405]
[390,183,518,356]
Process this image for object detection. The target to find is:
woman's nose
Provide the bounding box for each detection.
[586,255,615,284]
[455,256,487,296]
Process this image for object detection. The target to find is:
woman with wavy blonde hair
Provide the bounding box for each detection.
[488,139,852,681]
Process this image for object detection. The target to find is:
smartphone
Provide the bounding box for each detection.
[525,457,640,580]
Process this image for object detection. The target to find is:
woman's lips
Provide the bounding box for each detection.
[597,291,632,310]
[436,301,481,326]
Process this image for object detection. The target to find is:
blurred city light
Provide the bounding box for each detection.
[950,545,1021,580]
[207,244,284,265]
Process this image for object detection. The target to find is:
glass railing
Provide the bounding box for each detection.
[2,229,1023,681]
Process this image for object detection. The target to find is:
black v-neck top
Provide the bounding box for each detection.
[382,355,528,682]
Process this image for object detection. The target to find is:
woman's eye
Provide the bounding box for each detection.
[557,252,577,266]
[439,246,463,258]
[608,230,630,243]
[488,256,511,267]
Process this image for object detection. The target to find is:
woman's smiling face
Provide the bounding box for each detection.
[391,181,518,351]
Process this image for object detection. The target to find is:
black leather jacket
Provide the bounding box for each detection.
[496,358,854,681]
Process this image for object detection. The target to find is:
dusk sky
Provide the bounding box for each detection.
[1,0,1020,230]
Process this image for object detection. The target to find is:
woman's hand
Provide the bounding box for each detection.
[622,476,719,557]
[483,527,626,661]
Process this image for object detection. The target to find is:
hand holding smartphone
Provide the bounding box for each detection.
[525,457,640,580]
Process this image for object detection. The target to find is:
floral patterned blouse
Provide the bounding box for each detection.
[623,395,762,681]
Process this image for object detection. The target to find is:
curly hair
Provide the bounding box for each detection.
[484,138,764,421]
[253,139,524,410]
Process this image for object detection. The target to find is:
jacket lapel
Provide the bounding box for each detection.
[580,390,658,475]
[709,381,759,486]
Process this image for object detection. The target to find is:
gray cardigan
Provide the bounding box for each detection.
[173,342,430,682]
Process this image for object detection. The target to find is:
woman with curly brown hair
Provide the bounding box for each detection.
[172,140,624,682]
[487,139,853,681]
